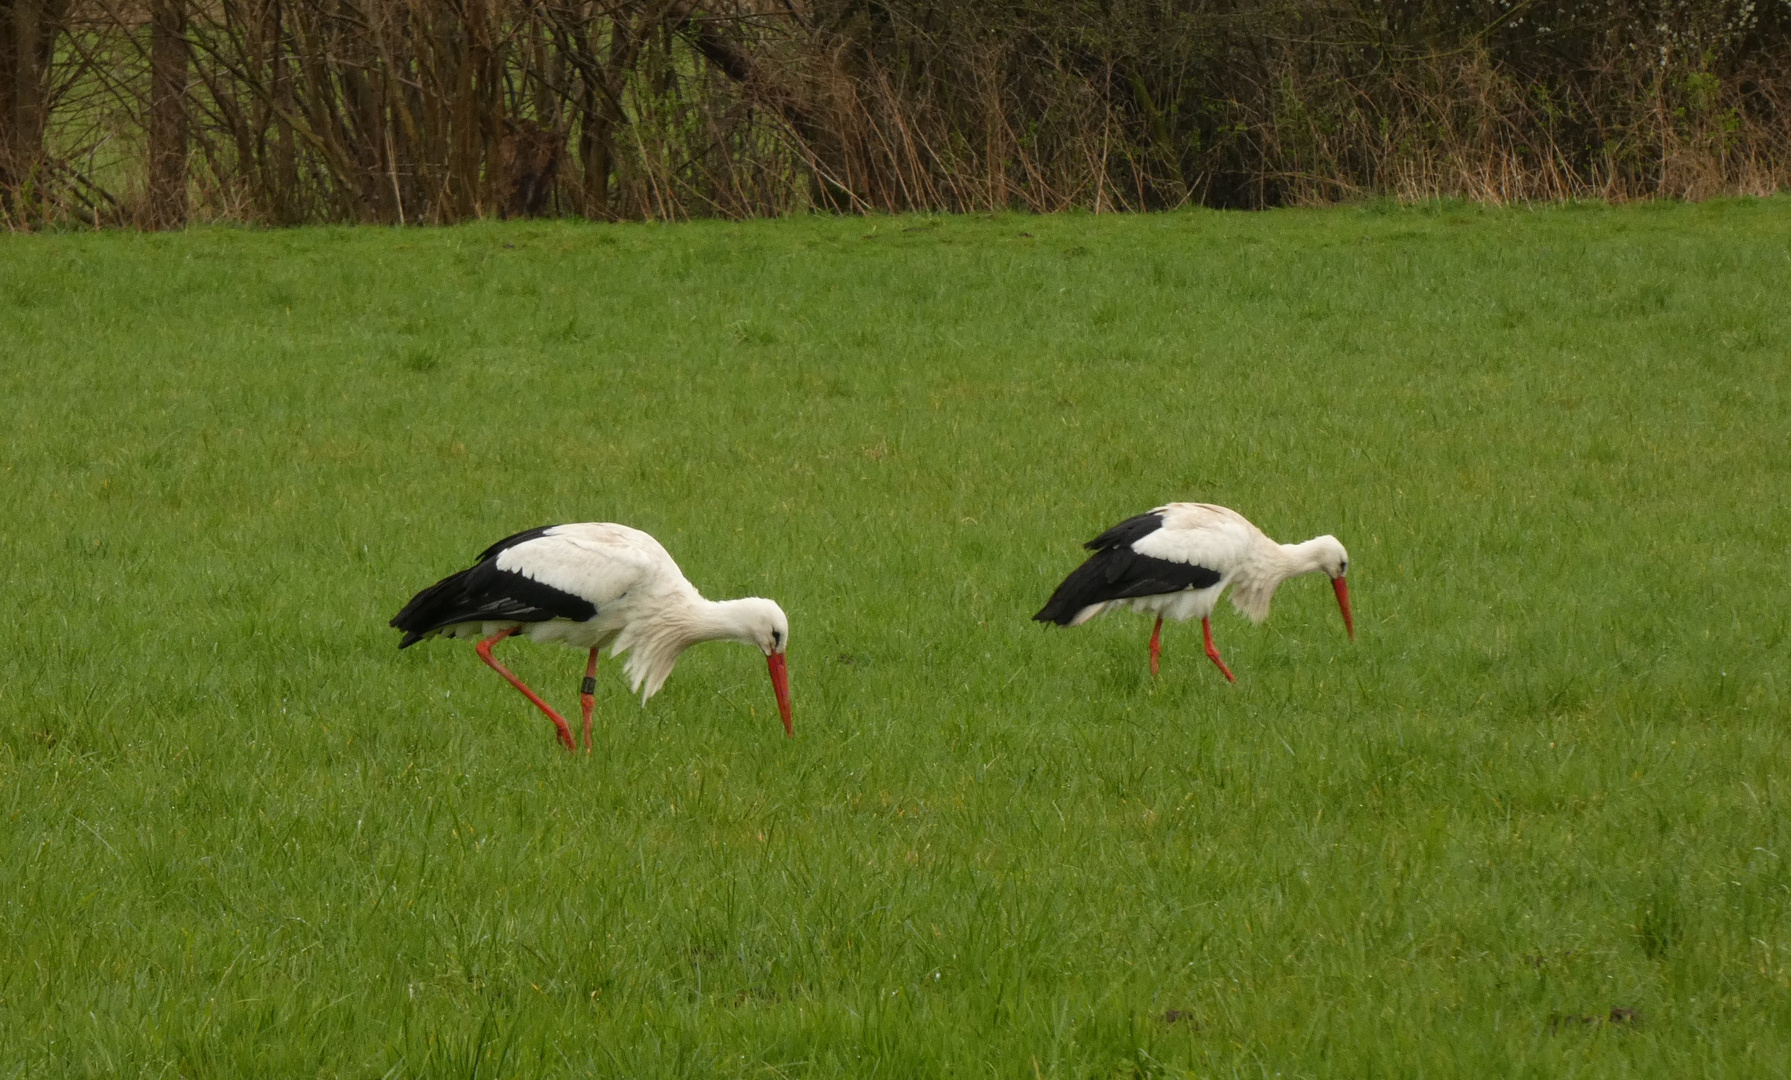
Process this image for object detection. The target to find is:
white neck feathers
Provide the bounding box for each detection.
[611,597,765,703]
[1228,537,1335,624]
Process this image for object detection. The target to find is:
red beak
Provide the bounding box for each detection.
[1332,576,1354,640]
[767,652,793,737]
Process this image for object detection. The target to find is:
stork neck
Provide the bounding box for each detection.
[1229,535,1331,624]
[685,597,764,647]
[1274,538,1336,581]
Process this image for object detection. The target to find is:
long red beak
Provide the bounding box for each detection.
[767,652,793,737]
[1332,576,1354,640]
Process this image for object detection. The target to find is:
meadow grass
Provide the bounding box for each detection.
[1,199,1789,1078]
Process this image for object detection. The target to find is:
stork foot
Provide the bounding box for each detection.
[580,647,599,754]
[476,628,577,751]
[1201,617,1236,683]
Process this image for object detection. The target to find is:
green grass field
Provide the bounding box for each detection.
[3,199,1789,1077]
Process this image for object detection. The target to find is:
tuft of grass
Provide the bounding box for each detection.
[1,199,1789,1077]
[395,343,443,373]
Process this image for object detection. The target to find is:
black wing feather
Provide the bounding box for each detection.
[390,541,597,648]
[476,524,562,562]
[1033,512,1222,626]
[1083,512,1167,552]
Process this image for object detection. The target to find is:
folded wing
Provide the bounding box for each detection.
[1033,511,1227,626]
[390,523,671,648]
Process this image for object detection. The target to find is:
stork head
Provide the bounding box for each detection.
[1307,534,1354,640]
[725,597,793,737]
[726,597,789,655]
[1308,535,1349,580]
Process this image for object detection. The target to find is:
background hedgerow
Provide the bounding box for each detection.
[3,0,1790,228]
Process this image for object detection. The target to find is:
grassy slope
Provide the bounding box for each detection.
[1,200,1788,1078]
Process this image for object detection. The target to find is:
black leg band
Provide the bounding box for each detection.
[581,676,597,695]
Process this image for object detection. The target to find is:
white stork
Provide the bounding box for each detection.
[390,523,792,751]
[1033,503,1353,681]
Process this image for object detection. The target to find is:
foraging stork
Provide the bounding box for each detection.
[390,523,792,751]
[1033,503,1353,681]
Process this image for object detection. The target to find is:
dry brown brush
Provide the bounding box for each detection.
[2,0,1787,228]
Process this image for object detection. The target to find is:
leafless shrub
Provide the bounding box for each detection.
[2,0,1786,228]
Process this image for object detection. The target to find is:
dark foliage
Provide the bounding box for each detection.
[4,0,1787,227]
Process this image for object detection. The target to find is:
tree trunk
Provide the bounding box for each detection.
[265,0,298,223]
[2,0,45,201]
[147,0,189,229]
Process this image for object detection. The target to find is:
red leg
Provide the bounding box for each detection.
[1201,617,1236,683]
[475,628,576,751]
[580,647,599,754]
[1149,616,1163,677]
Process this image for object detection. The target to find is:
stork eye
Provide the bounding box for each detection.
[772,630,783,647]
